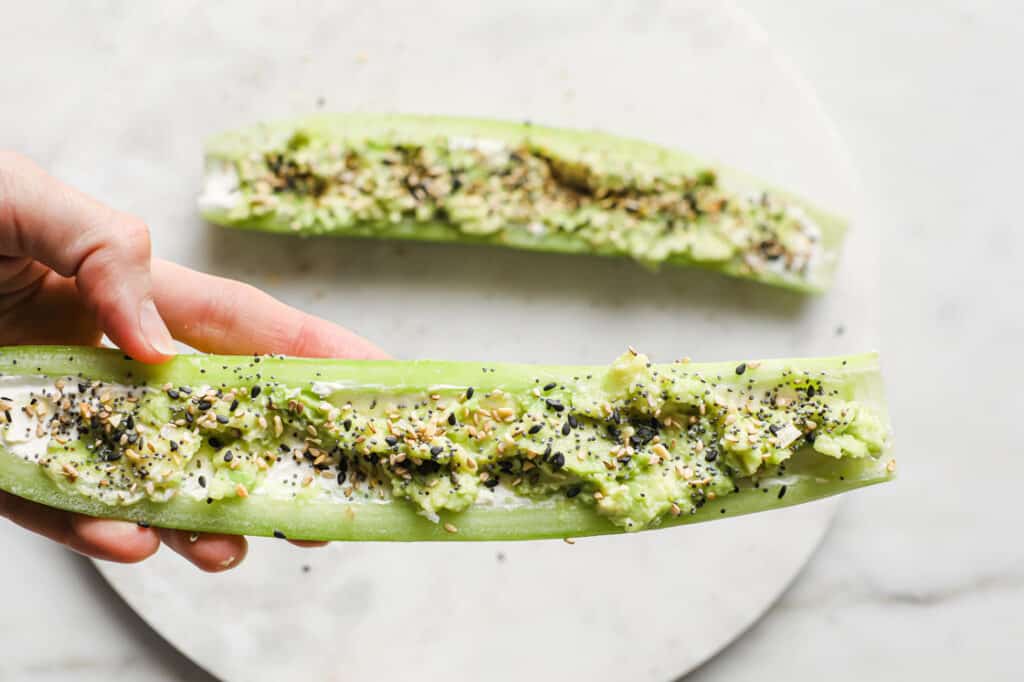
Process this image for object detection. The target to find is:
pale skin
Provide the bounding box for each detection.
[0,151,387,571]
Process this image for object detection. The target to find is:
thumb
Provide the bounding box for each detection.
[0,151,175,362]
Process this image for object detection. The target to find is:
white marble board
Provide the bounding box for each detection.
[2,1,875,680]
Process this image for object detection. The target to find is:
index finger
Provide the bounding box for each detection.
[151,259,387,359]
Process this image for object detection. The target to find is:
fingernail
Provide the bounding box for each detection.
[140,299,177,356]
[103,520,142,536]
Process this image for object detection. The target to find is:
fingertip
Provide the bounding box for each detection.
[69,516,161,563]
[289,315,390,361]
[289,540,329,548]
[161,530,248,572]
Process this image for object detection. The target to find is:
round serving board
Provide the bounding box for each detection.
[58,1,874,679]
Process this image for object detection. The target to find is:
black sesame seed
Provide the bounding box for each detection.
[735,363,747,376]
[566,484,582,498]
[98,447,121,462]
[385,435,399,446]
[279,443,290,454]
[484,477,500,488]
[447,413,457,426]
[417,459,441,474]
[198,475,207,487]
[561,422,571,436]
[542,382,556,392]
[631,423,658,447]
[167,389,180,399]
[169,440,179,452]
[551,452,565,470]
[337,471,346,484]
[545,399,565,412]
[768,424,780,435]
[216,414,229,424]
[465,387,475,399]
[778,485,788,499]
[208,436,223,449]
[273,530,286,539]
[430,445,444,457]
[180,386,192,395]
[343,419,352,431]
[197,399,212,411]
[230,399,239,412]
[223,450,233,462]
[528,424,542,435]
[250,385,262,399]
[704,450,718,463]
[806,386,816,398]
[568,414,578,429]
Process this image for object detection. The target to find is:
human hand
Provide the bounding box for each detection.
[0,151,386,570]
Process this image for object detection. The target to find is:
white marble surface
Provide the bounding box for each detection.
[0,0,1016,680]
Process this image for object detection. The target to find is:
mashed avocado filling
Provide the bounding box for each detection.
[201,115,846,291]
[0,347,891,537]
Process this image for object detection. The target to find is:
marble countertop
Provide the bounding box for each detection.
[1,1,1019,680]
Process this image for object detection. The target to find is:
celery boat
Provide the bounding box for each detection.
[0,347,892,541]
[200,114,847,292]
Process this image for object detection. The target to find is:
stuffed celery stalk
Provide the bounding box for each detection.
[200,114,847,292]
[0,347,892,541]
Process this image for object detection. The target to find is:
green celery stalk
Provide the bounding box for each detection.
[0,346,892,541]
[200,114,847,292]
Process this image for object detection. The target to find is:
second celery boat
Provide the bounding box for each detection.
[200,114,847,292]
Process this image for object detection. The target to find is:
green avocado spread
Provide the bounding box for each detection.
[0,351,887,531]
[217,129,824,281]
